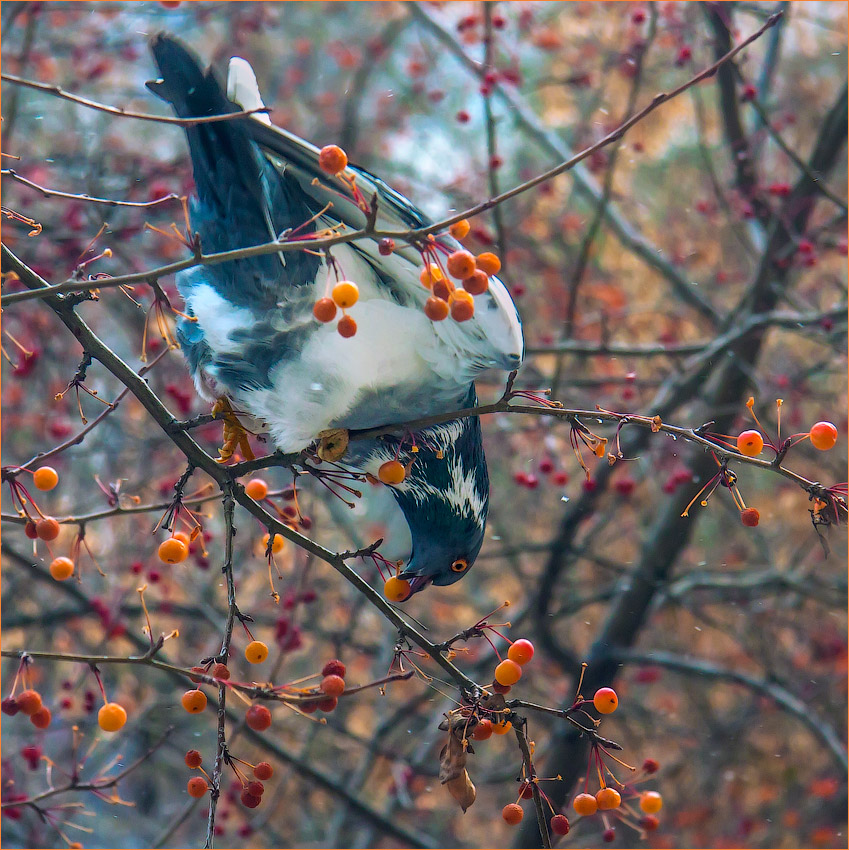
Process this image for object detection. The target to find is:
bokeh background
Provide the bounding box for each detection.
[2,2,847,848]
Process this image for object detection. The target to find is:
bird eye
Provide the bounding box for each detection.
[450,558,469,573]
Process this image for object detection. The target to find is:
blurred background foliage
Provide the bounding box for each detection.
[1,2,846,848]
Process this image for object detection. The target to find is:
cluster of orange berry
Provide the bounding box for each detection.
[501,786,571,837]
[492,638,535,692]
[312,280,360,338]
[298,659,347,715]
[419,224,501,325]
[185,748,274,809]
[2,688,53,730]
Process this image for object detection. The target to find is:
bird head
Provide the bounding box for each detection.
[363,410,489,599]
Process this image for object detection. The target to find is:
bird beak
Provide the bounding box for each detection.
[405,574,433,596]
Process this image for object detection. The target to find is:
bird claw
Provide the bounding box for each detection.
[212,397,255,463]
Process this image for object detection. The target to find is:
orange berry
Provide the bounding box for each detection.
[810,421,838,451]
[33,466,59,491]
[322,659,346,677]
[331,280,359,308]
[639,791,663,814]
[450,289,475,322]
[30,706,52,729]
[507,639,534,665]
[17,690,42,716]
[181,689,207,714]
[245,478,269,500]
[337,315,357,338]
[158,537,188,564]
[471,718,493,740]
[448,219,471,239]
[475,252,501,275]
[462,269,489,295]
[596,787,622,810]
[573,793,599,816]
[173,531,191,546]
[741,507,760,527]
[502,803,524,825]
[494,659,522,686]
[736,429,764,456]
[424,296,450,321]
[432,278,452,301]
[419,263,443,289]
[313,297,337,323]
[320,674,345,697]
[254,761,273,780]
[378,459,406,485]
[593,687,618,714]
[36,517,60,541]
[187,776,208,798]
[245,640,269,664]
[49,556,74,581]
[245,704,272,731]
[446,250,476,280]
[185,749,203,768]
[262,532,285,554]
[318,144,348,175]
[491,719,512,735]
[383,575,411,602]
[98,702,128,732]
[551,814,570,835]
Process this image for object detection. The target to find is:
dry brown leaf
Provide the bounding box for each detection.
[446,769,476,812]
[317,428,349,461]
[438,730,467,784]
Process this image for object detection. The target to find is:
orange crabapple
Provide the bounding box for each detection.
[244,478,269,500]
[462,269,489,295]
[378,459,406,485]
[593,687,618,714]
[741,507,760,527]
[736,429,764,456]
[262,532,286,554]
[502,803,524,825]
[16,690,42,716]
[475,251,501,275]
[320,674,345,697]
[507,639,534,665]
[809,421,838,451]
[98,702,128,732]
[337,315,357,338]
[245,640,269,664]
[32,466,59,491]
[318,144,348,175]
[30,706,52,729]
[49,556,74,581]
[446,250,476,279]
[573,793,598,816]
[313,297,337,323]
[494,659,523,686]
[245,704,272,731]
[449,289,475,322]
[181,689,207,713]
[419,263,443,289]
[448,218,471,239]
[158,536,188,564]
[172,530,191,546]
[383,575,411,602]
[187,776,208,798]
[424,296,450,321]
[331,281,359,309]
[254,762,273,781]
[639,791,663,814]
[596,787,622,810]
[35,517,60,541]
[185,749,203,768]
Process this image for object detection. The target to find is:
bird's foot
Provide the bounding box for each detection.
[212,397,255,463]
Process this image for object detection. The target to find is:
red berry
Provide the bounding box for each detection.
[30,706,52,729]
[254,762,273,780]
[185,749,203,768]
[187,776,208,798]
[246,780,264,797]
[317,696,338,713]
[641,815,660,831]
[337,315,357,338]
[211,663,230,680]
[318,144,348,175]
[240,790,261,809]
[491,681,512,695]
[313,298,337,323]
[502,803,524,825]
[643,758,659,774]
[320,674,345,697]
[322,660,346,678]
[245,704,272,731]
[36,517,60,541]
[16,690,42,716]
[1,697,20,716]
[551,814,570,835]
[507,639,534,665]
[520,782,534,799]
[462,270,489,295]
[603,827,616,842]
[741,507,760,527]
[471,719,492,740]
[24,521,38,539]
[378,238,395,255]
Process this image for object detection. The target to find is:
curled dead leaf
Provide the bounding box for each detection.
[438,729,467,784]
[317,428,349,461]
[446,769,476,812]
